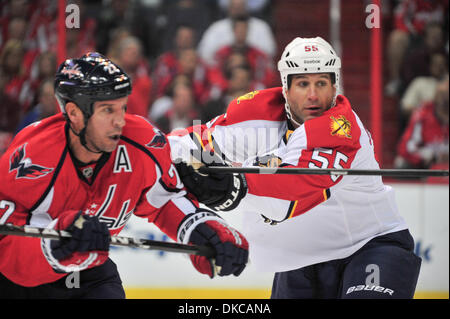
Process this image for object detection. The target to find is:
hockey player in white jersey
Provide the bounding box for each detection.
[170,37,421,298]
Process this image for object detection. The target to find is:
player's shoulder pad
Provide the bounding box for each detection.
[304,95,362,149]
[0,114,67,206]
[120,114,171,160]
[120,115,180,191]
[225,87,287,124]
[121,114,167,146]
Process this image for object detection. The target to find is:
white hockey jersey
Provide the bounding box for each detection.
[168,87,408,272]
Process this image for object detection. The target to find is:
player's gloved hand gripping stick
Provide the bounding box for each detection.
[0,219,217,259]
[175,149,247,212]
[37,211,110,273]
[177,210,249,278]
[0,212,247,278]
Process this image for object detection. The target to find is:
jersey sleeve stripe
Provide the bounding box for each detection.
[287,200,299,219]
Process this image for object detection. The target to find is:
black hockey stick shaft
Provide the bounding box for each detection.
[0,223,216,258]
[201,166,449,177]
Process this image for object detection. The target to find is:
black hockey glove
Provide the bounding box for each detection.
[175,151,247,211]
[177,210,249,278]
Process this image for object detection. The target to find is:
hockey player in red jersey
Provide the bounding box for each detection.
[171,37,422,298]
[0,52,248,298]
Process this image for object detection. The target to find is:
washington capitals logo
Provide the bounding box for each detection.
[9,144,53,179]
[146,128,166,149]
[60,62,82,79]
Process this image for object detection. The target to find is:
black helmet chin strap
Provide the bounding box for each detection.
[68,115,103,155]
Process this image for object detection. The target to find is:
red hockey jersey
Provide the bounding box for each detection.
[0,113,198,286]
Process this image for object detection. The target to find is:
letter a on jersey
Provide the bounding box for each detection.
[114,145,132,173]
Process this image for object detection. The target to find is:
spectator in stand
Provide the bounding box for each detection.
[197,0,276,66]
[0,13,42,110]
[1,0,58,54]
[15,78,57,133]
[399,22,447,93]
[95,0,159,60]
[2,17,27,48]
[0,68,21,156]
[394,75,449,170]
[113,36,152,118]
[400,52,448,125]
[217,0,272,20]
[212,16,277,90]
[27,50,57,108]
[202,65,252,123]
[159,0,215,54]
[154,81,200,134]
[385,0,447,97]
[0,0,31,51]
[1,0,58,56]
[152,24,197,98]
[178,48,215,104]
[153,45,216,106]
[210,49,274,96]
[148,74,191,124]
[0,39,31,111]
[106,27,133,60]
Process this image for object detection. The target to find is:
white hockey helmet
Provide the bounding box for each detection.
[278,37,341,124]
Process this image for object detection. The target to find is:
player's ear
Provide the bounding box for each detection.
[65,102,83,126]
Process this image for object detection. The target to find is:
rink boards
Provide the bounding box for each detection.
[110,182,449,299]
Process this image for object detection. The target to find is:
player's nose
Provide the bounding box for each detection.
[113,113,126,129]
[307,87,319,101]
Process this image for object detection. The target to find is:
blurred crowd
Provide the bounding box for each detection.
[0,0,448,173]
[386,0,449,171]
[0,0,278,154]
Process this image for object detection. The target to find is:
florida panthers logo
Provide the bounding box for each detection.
[236,90,259,104]
[146,128,166,149]
[9,143,53,179]
[330,115,352,139]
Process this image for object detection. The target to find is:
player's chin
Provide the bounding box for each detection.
[302,109,325,121]
[104,135,121,151]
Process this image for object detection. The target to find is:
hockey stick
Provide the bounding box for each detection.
[0,223,216,258]
[200,166,449,177]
